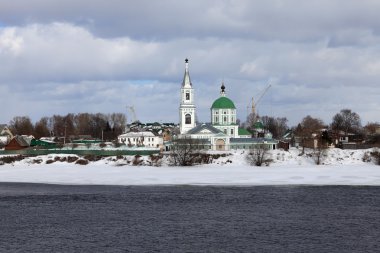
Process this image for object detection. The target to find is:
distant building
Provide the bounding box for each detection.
[5,135,33,150]
[118,131,163,149]
[0,125,13,146]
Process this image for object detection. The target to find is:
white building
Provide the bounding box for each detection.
[118,131,163,149]
[179,58,196,134]
[210,83,239,138]
[0,125,13,146]
[176,59,278,151]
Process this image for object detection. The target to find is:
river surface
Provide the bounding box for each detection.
[0,183,380,252]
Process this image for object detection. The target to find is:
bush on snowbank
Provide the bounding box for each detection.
[246,145,272,166]
[0,155,24,164]
[75,159,89,165]
[371,150,380,165]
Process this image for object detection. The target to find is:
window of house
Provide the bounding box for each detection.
[185,114,191,124]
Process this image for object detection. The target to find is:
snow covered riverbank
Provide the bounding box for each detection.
[0,148,379,186]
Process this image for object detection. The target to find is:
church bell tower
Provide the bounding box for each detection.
[179,58,196,134]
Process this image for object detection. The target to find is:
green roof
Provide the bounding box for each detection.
[211,97,236,109]
[254,121,264,129]
[238,128,252,136]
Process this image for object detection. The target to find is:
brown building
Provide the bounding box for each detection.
[5,136,31,150]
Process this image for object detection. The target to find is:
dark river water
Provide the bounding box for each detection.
[0,183,380,252]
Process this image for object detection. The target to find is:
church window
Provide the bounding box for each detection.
[224,129,227,134]
[224,111,227,114]
[231,129,234,135]
[215,116,218,123]
[224,116,227,122]
[186,92,190,100]
[185,114,191,124]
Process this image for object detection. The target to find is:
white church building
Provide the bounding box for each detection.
[177,59,277,151]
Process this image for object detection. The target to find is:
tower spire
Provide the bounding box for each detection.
[179,58,196,134]
[182,58,192,87]
[220,81,226,97]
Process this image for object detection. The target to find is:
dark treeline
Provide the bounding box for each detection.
[8,113,126,141]
[245,108,379,142]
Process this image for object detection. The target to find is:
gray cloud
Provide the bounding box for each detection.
[2,0,380,42]
[0,1,380,127]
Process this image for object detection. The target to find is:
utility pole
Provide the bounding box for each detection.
[64,124,67,145]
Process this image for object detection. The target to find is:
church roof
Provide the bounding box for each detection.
[230,137,277,144]
[211,97,236,109]
[238,128,252,136]
[186,123,223,135]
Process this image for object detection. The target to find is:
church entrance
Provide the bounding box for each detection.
[216,139,225,151]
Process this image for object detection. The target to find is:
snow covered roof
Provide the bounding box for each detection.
[230,137,278,144]
[119,131,157,138]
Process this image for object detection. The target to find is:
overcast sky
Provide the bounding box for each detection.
[1,0,379,127]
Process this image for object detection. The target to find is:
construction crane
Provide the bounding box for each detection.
[247,84,271,117]
[126,106,138,123]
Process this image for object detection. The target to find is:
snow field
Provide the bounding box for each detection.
[0,148,379,186]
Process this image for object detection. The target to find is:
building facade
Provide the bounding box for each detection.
[177,59,278,151]
[179,59,196,134]
[118,131,163,149]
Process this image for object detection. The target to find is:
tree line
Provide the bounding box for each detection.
[8,113,126,141]
[6,108,379,145]
[246,108,379,143]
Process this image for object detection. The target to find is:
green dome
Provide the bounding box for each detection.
[253,121,264,129]
[211,97,236,109]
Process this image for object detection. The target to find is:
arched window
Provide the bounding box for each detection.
[186,92,190,100]
[185,114,191,124]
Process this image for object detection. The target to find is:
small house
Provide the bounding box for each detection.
[5,135,33,150]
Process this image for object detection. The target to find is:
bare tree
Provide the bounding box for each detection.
[9,116,34,135]
[246,144,271,166]
[294,115,325,153]
[34,117,51,139]
[169,138,206,166]
[245,112,258,131]
[260,116,288,139]
[331,109,361,135]
[312,146,327,165]
[364,122,380,135]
